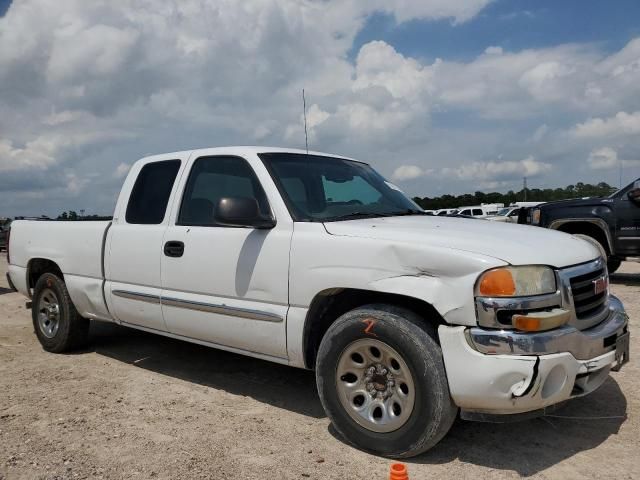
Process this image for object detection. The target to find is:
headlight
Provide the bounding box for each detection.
[531,208,541,225]
[476,266,556,297]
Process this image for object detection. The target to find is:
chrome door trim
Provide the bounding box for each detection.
[112,289,283,322]
[161,296,283,323]
[112,290,161,304]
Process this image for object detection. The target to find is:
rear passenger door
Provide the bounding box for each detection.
[105,158,185,331]
[160,154,292,359]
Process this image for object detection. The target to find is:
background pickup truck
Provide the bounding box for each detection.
[0,219,10,251]
[526,178,640,273]
[6,146,630,458]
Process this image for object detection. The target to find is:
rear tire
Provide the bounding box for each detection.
[315,304,457,458]
[32,273,89,353]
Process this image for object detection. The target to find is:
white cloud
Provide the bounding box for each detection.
[114,163,131,179]
[587,147,618,169]
[484,46,503,55]
[353,41,436,100]
[0,138,58,172]
[306,104,330,129]
[587,147,640,170]
[358,0,495,24]
[532,124,548,142]
[392,165,429,181]
[442,156,552,181]
[572,111,640,139]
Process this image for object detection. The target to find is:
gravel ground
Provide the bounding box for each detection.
[0,257,638,480]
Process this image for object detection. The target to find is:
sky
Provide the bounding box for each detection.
[1,0,640,217]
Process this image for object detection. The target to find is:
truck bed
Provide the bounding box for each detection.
[8,220,112,320]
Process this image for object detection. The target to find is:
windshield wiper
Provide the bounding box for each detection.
[323,209,427,222]
[322,212,396,222]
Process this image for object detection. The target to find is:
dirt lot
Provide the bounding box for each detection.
[0,258,638,480]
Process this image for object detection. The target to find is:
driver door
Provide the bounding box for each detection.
[614,180,640,256]
[160,154,292,359]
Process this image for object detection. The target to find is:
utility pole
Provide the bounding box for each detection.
[619,161,623,189]
[302,88,309,154]
[523,177,527,202]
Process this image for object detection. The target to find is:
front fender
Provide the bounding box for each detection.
[368,272,481,326]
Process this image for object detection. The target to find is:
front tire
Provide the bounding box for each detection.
[315,304,457,458]
[32,273,89,353]
[607,257,622,274]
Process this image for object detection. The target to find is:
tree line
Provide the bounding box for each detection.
[57,211,112,221]
[412,182,618,210]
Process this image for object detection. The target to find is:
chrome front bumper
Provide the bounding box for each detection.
[468,295,628,360]
[439,295,629,415]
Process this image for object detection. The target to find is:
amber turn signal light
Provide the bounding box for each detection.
[478,269,516,296]
[512,309,571,332]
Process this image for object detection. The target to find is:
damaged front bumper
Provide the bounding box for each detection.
[439,295,629,416]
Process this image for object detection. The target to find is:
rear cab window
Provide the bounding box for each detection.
[126,160,181,224]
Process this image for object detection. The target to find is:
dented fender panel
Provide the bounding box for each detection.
[289,223,504,327]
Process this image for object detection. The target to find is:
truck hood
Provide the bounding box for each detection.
[323,216,599,268]
[540,197,607,209]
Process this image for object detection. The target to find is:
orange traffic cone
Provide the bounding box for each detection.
[389,463,408,480]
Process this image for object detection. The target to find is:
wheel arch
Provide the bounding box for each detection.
[549,218,614,255]
[27,258,64,294]
[302,288,447,369]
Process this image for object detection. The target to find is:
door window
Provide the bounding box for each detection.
[178,156,270,226]
[126,160,181,224]
[472,209,483,216]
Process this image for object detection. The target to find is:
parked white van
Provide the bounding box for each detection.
[455,204,503,218]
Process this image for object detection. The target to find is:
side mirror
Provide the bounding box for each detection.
[628,188,640,205]
[214,197,276,229]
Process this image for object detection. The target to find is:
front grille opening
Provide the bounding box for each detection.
[570,267,607,320]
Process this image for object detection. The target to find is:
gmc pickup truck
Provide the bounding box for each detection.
[527,178,640,273]
[6,147,630,458]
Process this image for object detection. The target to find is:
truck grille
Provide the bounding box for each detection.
[569,266,608,319]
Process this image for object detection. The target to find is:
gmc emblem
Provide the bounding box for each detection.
[593,276,608,295]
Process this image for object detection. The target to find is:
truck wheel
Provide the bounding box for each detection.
[32,273,89,353]
[315,304,457,458]
[607,258,622,274]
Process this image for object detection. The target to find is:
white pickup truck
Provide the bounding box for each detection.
[6,146,630,458]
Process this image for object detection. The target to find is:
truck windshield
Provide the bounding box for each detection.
[496,208,511,216]
[259,153,424,222]
[609,177,640,199]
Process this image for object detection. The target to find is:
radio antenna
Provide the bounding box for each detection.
[302,88,309,154]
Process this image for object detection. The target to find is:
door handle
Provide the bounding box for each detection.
[164,241,184,258]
